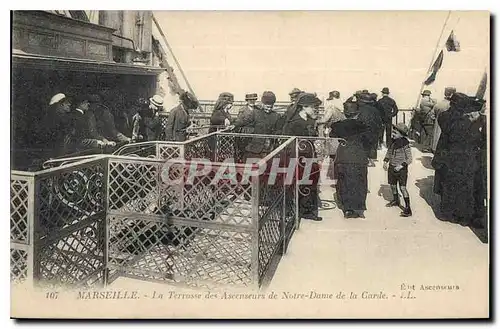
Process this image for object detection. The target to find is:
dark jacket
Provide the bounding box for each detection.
[234,105,255,134]
[209,107,231,134]
[376,96,398,124]
[40,109,77,157]
[71,110,106,150]
[95,104,130,142]
[234,108,281,154]
[331,118,369,165]
[165,104,190,142]
[283,114,317,137]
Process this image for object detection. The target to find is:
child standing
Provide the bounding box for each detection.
[383,123,413,217]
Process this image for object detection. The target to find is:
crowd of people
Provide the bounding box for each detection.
[207,87,487,228]
[39,90,200,159]
[39,84,487,229]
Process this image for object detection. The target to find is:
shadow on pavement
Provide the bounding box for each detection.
[377,184,394,202]
[415,175,442,219]
[418,155,434,170]
[415,175,488,244]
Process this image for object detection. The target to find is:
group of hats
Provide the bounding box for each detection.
[49,92,164,107]
[240,91,276,105]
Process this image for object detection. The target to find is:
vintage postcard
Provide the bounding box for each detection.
[10,10,490,319]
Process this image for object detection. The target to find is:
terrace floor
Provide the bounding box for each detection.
[101,145,490,318]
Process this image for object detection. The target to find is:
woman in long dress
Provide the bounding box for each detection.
[283,93,323,221]
[331,97,370,218]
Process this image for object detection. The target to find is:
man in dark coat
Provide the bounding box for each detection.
[233,93,258,161]
[357,92,383,165]
[164,92,198,142]
[376,87,399,148]
[41,93,75,158]
[232,91,281,159]
[281,88,303,132]
[71,94,113,151]
[331,99,370,218]
[235,93,258,135]
[432,92,485,227]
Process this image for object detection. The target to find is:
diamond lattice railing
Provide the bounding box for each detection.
[108,160,159,213]
[10,248,28,283]
[38,218,105,286]
[11,179,30,243]
[158,144,182,160]
[108,215,253,287]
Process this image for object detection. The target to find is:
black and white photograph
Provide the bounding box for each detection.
[9,9,490,319]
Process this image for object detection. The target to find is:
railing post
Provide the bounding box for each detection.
[26,177,37,287]
[31,176,41,287]
[103,157,110,287]
[295,138,300,230]
[251,174,260,289]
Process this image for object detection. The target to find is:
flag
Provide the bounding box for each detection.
[475,71,488,100]
[424,50,444,85]
[445,30,461,52]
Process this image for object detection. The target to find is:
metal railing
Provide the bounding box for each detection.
[11,132,345,289]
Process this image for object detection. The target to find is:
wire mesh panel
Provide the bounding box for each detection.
[35,158,107,287]
[10,173,34,284]
[256,139,296,284]
[108,215,254,287]
[11,177,31,244]
[108,158,161,214]
[11,248,29,283]
[158,143,183,160]
[184,135,214,160]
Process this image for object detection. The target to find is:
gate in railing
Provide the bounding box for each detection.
[10,132,344,289]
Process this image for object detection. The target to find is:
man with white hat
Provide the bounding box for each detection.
[42,93,74,157]
[132,94,165,142]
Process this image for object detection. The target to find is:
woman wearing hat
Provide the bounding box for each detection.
[431,87,455,152]
[432,92,485,228]
[209,93,233,134]
[357,92,383,165]
[330,99,370,219]
[283,93,323,221]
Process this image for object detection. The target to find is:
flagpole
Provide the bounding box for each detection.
[414,10,452,108]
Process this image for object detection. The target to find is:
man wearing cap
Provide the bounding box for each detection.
[330,99,370,219]
[357,92,383,165]
[233,91,281,159]
[72,95,115,151]
[282,88,303,130]
[415,90,436,151]
[41,93,75,157]
[233,93,258,158]
[164,92,198,142]
[83,94,115,146]
[376,87,399,148]
[431,87,455,152]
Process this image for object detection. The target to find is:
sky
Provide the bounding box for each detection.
[154,11,489,108]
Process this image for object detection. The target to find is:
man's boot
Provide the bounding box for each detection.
[400,197,412,217]
[386,194,400,207]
